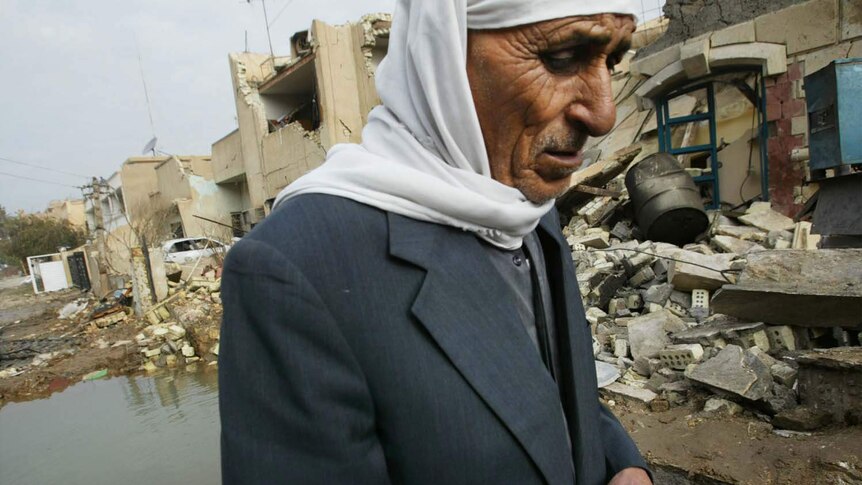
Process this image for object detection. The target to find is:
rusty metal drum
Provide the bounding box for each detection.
[625,153,709,246]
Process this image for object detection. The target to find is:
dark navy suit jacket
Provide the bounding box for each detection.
[219,194,648,484]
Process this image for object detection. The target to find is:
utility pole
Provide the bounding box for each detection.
[89,177,110,296]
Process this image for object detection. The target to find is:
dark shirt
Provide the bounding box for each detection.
[480,232,561,378]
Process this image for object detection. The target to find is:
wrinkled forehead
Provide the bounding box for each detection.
[466,0,640,30]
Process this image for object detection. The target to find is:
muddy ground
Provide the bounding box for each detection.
[1,277,860,484]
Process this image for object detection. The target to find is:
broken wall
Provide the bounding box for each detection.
[608,0,862,217]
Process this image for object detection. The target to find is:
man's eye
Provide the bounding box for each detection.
[541,49,579,72]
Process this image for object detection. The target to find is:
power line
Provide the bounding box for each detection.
[0,170,82,189]
[268,0,296,27]
[0,156,90,179]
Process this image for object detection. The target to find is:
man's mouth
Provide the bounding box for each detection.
[536,149,584,180]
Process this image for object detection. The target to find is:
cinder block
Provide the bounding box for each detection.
[711,21,756,47]
[659,344,705,370]
[755,0,838,55]
[665,301,688,318]
[690,289,710,320]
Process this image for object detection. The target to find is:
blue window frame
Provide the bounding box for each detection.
[656,72,770,210]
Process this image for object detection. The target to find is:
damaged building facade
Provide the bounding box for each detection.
[573,0,861,224]
[211,14,391,234]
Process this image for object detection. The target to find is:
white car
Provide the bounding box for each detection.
[163,237,230,264]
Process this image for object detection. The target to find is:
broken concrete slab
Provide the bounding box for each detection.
[712,235,766,255]
[715,224,767,241]
[738,208,796,233]
[595,360,621,388]
[686,345,773,401]
[665,250,736,291]
[712,250,862,327]
[603,382,658,404]
[628,310,687,361]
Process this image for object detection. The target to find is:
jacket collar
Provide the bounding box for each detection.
[387,212,574,485]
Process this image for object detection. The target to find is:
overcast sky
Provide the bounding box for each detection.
[0,0,664,213]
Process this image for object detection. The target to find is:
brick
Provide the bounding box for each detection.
[784,98,806,118]
[767,95,782,122]
[776,118,792,137]
[659,344,705,370]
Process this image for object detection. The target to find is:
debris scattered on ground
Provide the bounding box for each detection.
[562,155,861,432]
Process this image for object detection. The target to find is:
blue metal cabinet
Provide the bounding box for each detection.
[805,58,862,177]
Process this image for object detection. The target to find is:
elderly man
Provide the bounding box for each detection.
[220,1,651,484]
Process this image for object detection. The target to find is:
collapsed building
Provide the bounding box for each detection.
[211,14,392,234]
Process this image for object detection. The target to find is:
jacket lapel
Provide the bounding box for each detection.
[537,211,604,484]
[388,213,573,485]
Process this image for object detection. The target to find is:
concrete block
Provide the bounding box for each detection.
[681,37,711,78]
[749,347,780,369]
[735,329,772,353]
[571,232,610,249]
[614,339,629,358]
[755,0,838,55]
[142,348,161,358]
[603,382,658,404]
[771,363,798,387]
[690,289,710,320]
[791,115,808,136]
[842,0,862,40]
[643,283,673,305]
[711,21,756,47]
[631,44,681,77]
[664,301,688,318]
[168,324,186,339]
[686,345,774,401]
[629,266,656,288]
[766,325,798,351]
[585,307,609,325]
[709,43,787,76]
[622,253,654,277]
[666,250,736,291]
[659,344,705,370]
[181,345,196,358]
[628,310,687,361]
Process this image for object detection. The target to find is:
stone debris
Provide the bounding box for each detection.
[566,184,861,421]
[685,345,773,401]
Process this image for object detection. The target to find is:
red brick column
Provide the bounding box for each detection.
[765,62,806,218]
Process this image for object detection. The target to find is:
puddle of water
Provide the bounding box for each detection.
[0,367,221,485]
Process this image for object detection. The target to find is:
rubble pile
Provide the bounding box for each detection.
[564,186,862,431]
[139,269,222,372]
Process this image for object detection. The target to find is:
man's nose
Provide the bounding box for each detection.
[563,65,617,137]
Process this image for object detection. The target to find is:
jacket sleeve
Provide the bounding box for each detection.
[600,403,653,482]
[219,238,391,485]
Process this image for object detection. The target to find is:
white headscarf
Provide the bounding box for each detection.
[275,0,639,249]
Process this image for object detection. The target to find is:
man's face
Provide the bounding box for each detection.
[466,14,635,204]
